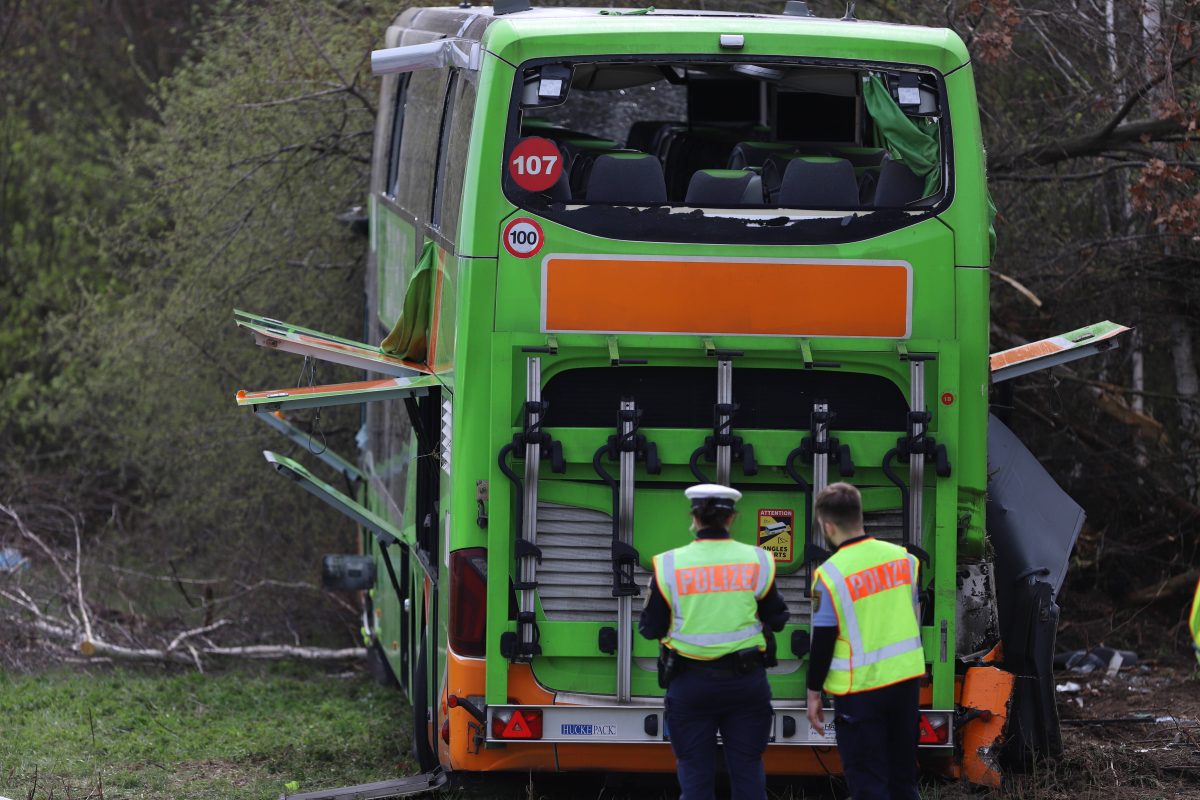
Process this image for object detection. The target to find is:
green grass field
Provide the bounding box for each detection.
[0,664,414,800]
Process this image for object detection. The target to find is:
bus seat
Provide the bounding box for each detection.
[627,120,684,155]
[727,141,797,170]
[777,156,859,208]
[547,143,572,203]
[684,169,763,206]
[585,153,668,204]
[833,146,888,167]
[873,158,925,206]
[762,152,809,203]
[856,165,882,205]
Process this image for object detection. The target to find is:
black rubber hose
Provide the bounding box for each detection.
[689,444,710,483]
[592,443,620,544]
[881,447,911,547]
[784,446,815,559]
[497,442,523,538]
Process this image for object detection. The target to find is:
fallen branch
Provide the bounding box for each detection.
[1125,570,1200,605]
[0,503,366,669]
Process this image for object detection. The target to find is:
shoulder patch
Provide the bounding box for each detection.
[812,586,823,615]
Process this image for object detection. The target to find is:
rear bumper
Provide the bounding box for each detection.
[486,701,954,749]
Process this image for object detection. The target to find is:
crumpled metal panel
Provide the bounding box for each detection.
[987,414,1085,601]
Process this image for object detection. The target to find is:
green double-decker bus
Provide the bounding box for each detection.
[234,3,1123,789]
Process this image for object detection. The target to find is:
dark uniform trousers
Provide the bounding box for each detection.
[664,664,773,800]
[833,677,921,800]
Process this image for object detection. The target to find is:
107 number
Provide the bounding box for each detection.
[510,154,558,176]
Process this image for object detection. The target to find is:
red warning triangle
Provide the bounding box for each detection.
[502,711,531,739]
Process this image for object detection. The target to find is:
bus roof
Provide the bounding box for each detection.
[396,5,970,74]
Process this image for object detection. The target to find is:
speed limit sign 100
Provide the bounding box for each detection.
[502,218,545,258]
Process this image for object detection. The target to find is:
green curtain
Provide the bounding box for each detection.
[379,240,434,361]
[862,75,941,196]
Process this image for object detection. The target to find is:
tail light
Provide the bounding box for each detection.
[449,548,487,657]
[919,712,950,745]
[491,708,543,740]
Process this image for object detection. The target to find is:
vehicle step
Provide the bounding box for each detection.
[281,769,447,800]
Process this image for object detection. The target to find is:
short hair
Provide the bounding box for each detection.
[814,482,863,531]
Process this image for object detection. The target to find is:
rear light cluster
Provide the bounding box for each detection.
[449,548,487,657]
[918,712,951,745]
[491,708,544,740]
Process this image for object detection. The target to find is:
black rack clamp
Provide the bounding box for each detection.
[788,401,855,565]
[593,397,660,703]
[689,357,757,485]
[881,351,949,562]
[496,357,565,662]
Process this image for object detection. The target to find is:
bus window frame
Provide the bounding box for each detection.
[430,69,461,232]
[392,68,451,225]
[385,73,414,199]
[501,54,955,246]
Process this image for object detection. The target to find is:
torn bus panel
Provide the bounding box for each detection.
[987,414,1084,764]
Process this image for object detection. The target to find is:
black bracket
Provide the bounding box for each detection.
[689,401,758,481]
[892,410,952,478]
[797,404,855,477]
[500,614,542,659]
[791,629,812,659]
[598,626,618,654]
[593,402,660,598]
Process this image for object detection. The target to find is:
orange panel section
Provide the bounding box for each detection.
[959,665,1015,788]
[543,256,911,338]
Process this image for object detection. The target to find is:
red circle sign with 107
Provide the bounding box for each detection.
[508,137,563,192]
[503,217,545,258]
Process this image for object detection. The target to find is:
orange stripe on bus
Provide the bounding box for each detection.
[543,257,910,337]
[988,338,1065,370]
[239,378,399,399]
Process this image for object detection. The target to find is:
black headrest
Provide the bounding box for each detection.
[778,157,859,208]
[585,153,667,204]
[685,169,756,205]
[873,159,926,207]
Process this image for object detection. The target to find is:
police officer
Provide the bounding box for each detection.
[805,482,924,800]
[639,484,790,800]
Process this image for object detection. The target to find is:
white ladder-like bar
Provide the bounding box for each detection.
[616,398,636,704]
[908,359,926,550]
[518,357,542,656]
[810,401,831,550]
[716,359,734,486]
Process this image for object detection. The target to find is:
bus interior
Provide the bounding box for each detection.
[507,59,944,215]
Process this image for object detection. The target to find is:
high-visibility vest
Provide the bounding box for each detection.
[653,537,775,661]
[814,537,925,695]
[1190,577,1200,665]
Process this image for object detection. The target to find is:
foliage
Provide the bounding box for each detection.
[0,664,412,800]
[33,1,393,610]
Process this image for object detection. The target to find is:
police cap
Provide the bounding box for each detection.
[684,484,742,510]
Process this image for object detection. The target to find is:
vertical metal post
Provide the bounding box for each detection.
[908,359,926,549]
[519,358,542,654]
[716,359,733,486]
[810,401,830,549]
[616,398,636,703]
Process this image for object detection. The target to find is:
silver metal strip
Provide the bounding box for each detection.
[811,401,830,549]
[616,398,636,704]
[716,359,733,485]
[908,360,925,549]
[519,358,541,654]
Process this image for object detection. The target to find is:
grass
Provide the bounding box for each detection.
[0,663,414,800]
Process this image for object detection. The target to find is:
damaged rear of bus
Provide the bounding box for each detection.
[233,4,1125,790]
